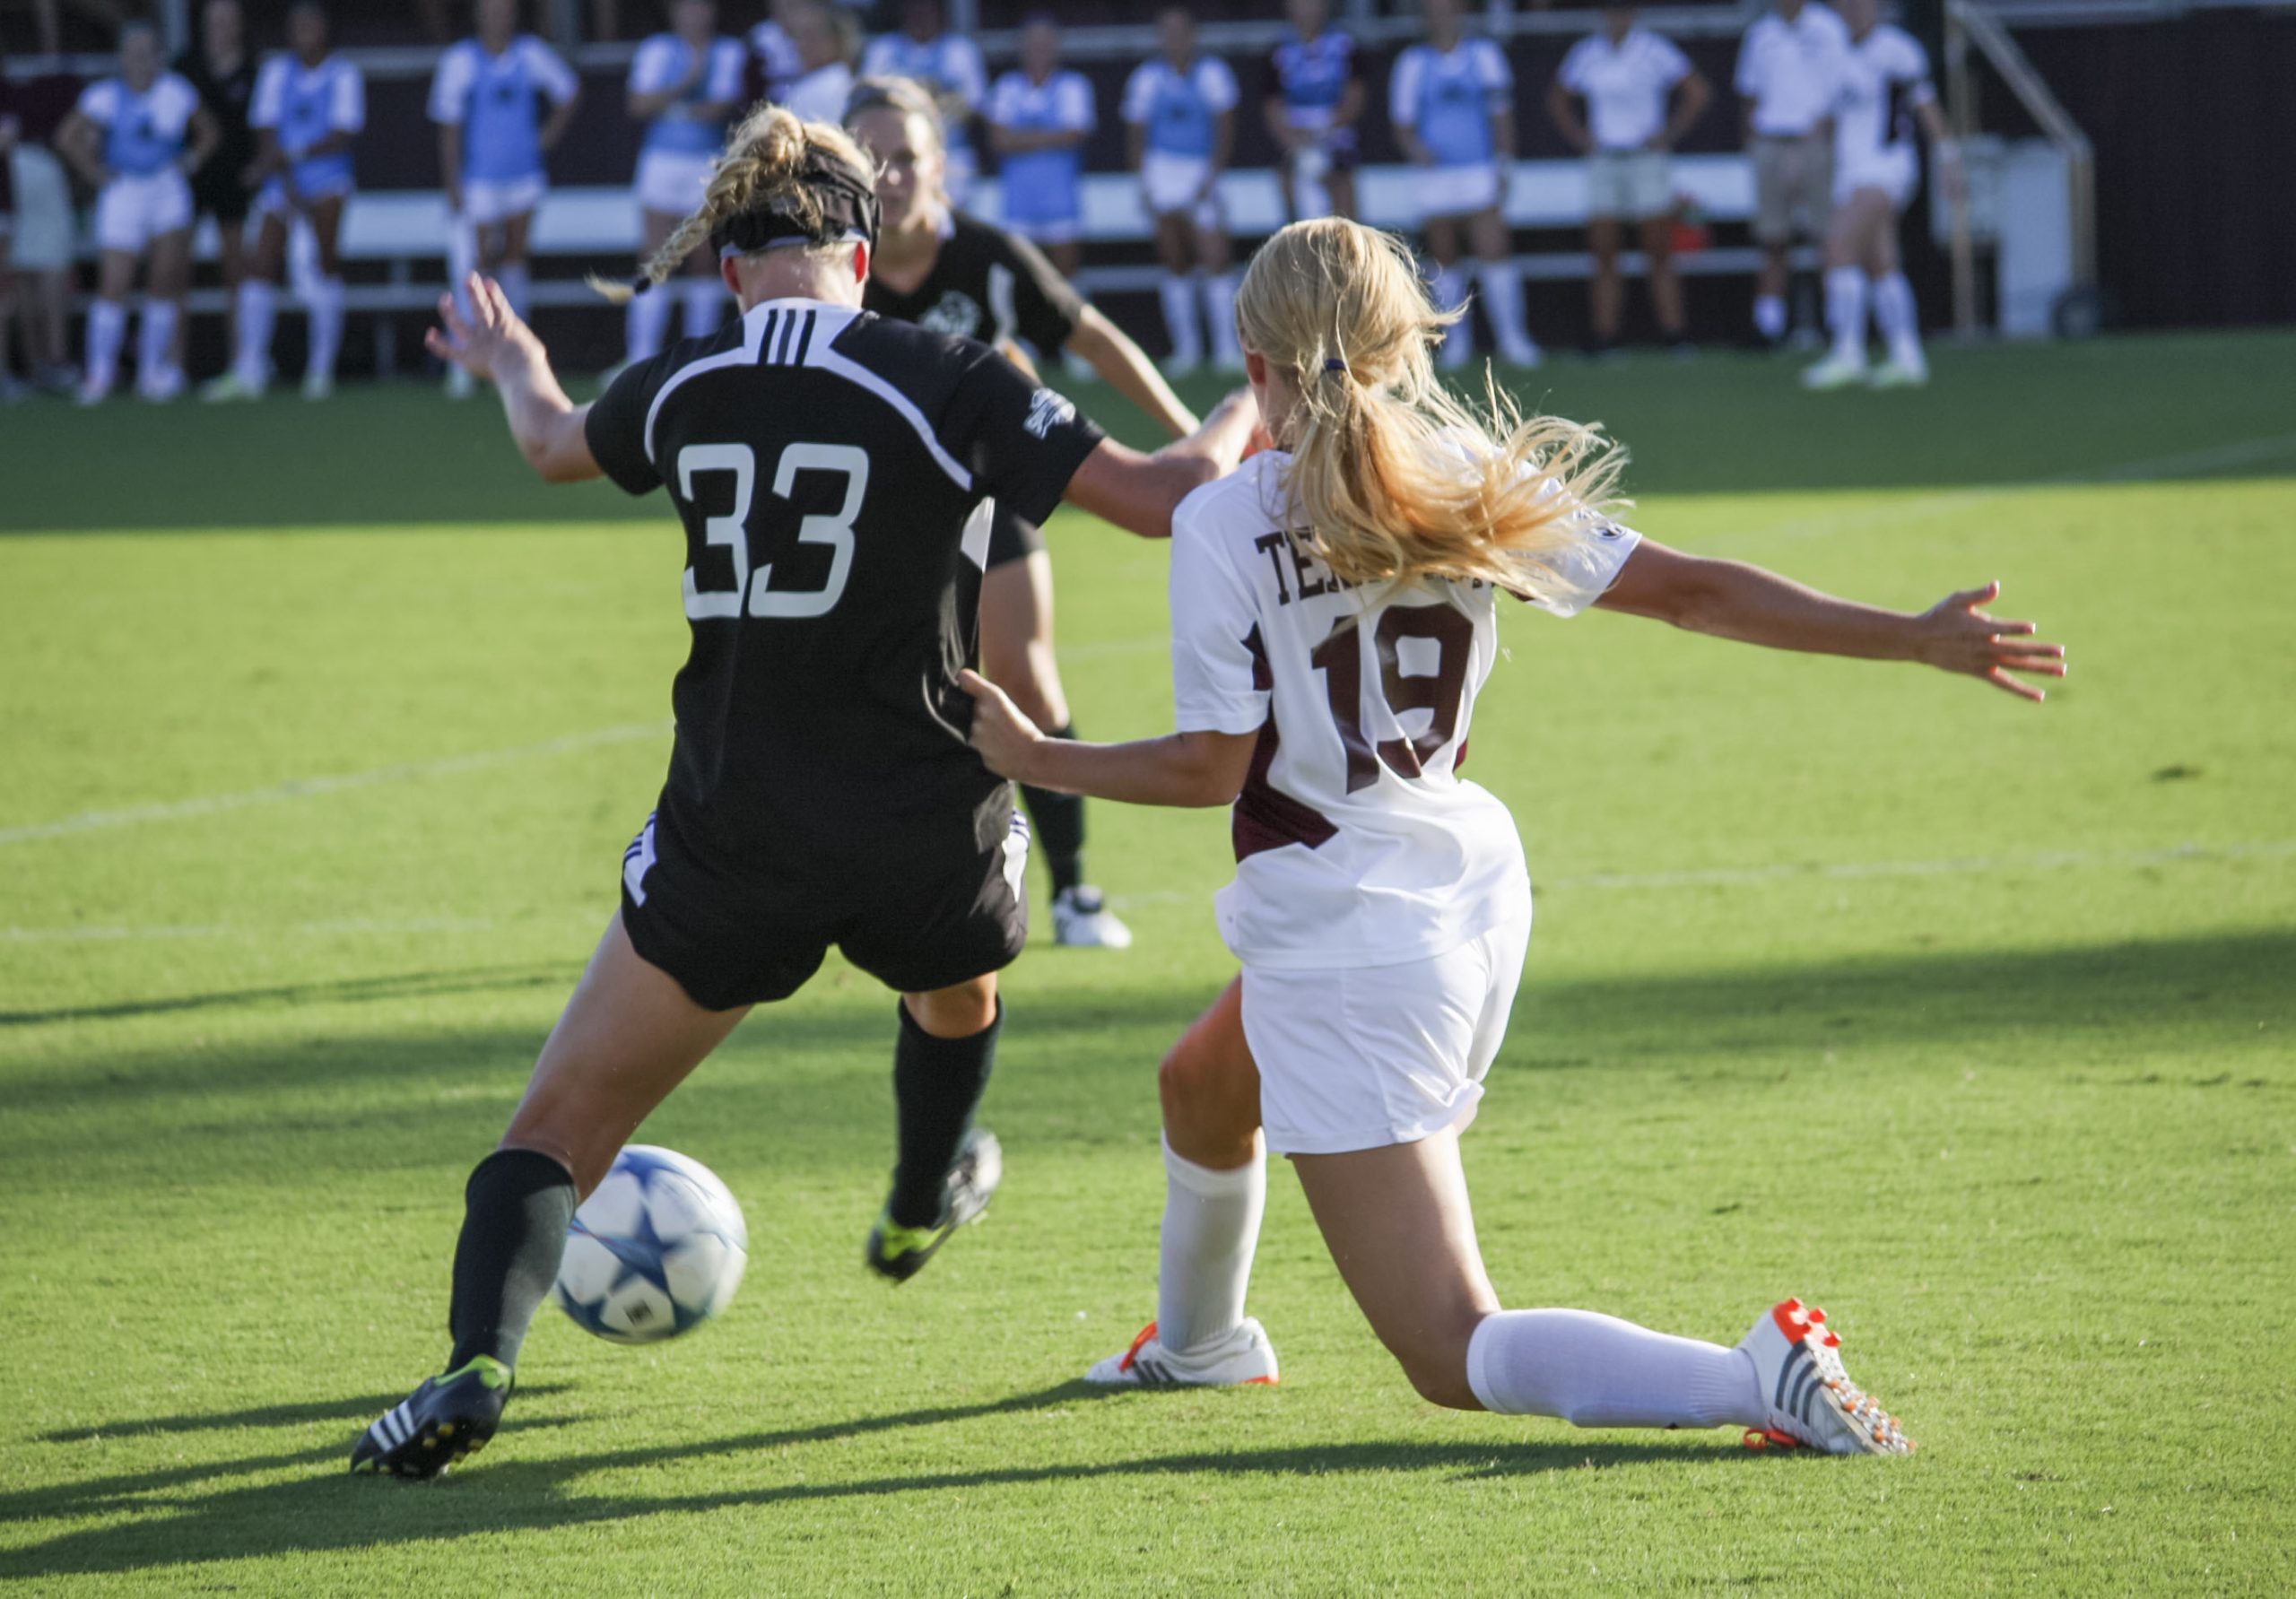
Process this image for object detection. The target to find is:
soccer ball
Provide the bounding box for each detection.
[554,1145,749,1344]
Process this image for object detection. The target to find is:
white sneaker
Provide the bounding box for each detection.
[75,378,111,408]
[301,372,335,402]
[1499,338,1544,369]
[1051,886,1132,950]
[1739,1298,1913,1456]
[1161,354,1202,381]
[1086,1317,1280,1388]
[1866,356,1929,389]
[1800,354,1867,391]
[201,371,265,404]
[445,365,474,399]
[1437,333,1475,373]
[138,367,186,404]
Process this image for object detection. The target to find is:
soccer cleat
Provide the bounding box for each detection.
[865,1126,1003,1283]
[1866,356,1929,389]
[1499,338,1545,369]
[1051,886,1133,950]
[74,378,111,407]
[1738,1298,1913,1456]
[445,365,475,399]
[1800,354,1867,391]
[137,367,186,404]
[200,372,265,404]
[1085,1317,1281,1388]
[301,372,335,402]
[349,1354,514,1480]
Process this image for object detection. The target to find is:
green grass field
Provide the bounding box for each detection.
[2,332,2292,1594]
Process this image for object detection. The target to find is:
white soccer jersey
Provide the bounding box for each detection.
[1831,24,1933,174]
[1556,27,1692,152]
[1735,3,1851,137]
[1170,450,1640,970]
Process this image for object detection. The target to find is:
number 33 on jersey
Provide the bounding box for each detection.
[1168,450,1641,972]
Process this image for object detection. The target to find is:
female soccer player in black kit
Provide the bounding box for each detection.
[351,104,1257,1479]
[848,76,1197,950]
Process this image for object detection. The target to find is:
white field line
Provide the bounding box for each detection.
[0,722,670,848]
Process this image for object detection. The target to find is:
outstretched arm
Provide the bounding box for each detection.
[960,670,1259,806]
[426,273,601,483]
[1595,538,2066,701]
[1062,388,1264,539]
[1065,304,1199,440]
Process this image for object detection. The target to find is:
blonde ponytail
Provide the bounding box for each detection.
[591,103,876,306]
[1233,219,1625,604]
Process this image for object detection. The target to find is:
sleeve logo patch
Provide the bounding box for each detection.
[1023,388,1078,440]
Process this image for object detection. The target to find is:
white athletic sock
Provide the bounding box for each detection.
[85,300,127,390]
[1754,292,1787,341]
[306,277,346,383]
[1476,258,1535,356]
[136,300,178,390]
[1824,265,1869,366]
[1155,1137,1265,1357]
[1433,265,1473,368]
[1204,271,1241,366]
[1159,273,1202,366]
[681,277,723,341]
[234,279,279,386]
[1465,1308,1764,1430]
[626,284,673,363]
[447,218,478,318]
[497,264,534,323]
[1873,271,1924,368]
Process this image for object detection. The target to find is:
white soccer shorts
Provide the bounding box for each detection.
[254,174,354,219]
[1242,916,1530,1158]
[460,173,547,226]
[634,148,715,217]
[1834,149,1918,211]
[93,169,194,253]
[1141,151,1222,229]
[1415,161,1503,221]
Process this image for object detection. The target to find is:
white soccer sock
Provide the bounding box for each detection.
[1155,1136,1265,1357]
[85,300,127,390]
[1824,265,1869,365]
[1159,273,1202,366]
[1754,292,1787,341]
[447,218,479,319]
[1433,265,1474,369]
[306,277,346,383]
[234,278,279,387]
[136,300,178,390]
[497,264,534,323]
[626,284,673,363]
[1465,1308,1764,1430]
[682,277,724,341]
[1476,258,1535,357]
[1872,271,1924,368]
[1204,271,1242,367]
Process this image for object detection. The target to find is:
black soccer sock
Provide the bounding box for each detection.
[887,999,1002,1229]
[1021,723,1088,897]
[446,1147,578,1373]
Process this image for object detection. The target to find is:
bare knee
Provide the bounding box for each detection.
[1157,987,1260,1169]
[1387,1308,1491,1410]
[905,974,998,1039]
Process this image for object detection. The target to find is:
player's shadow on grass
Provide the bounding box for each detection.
[0,1378,1731,1579]
[0,963,583,1029]
[35,1383,576,1444]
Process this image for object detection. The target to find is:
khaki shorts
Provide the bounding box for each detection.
[1586,149,1673,221]
[1752,133,1832,244]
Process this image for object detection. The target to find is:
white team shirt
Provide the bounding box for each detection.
[749,22,802,103]
[1831,24,1934,173]
[1735,3,1851,137]
[628,33,747,101]
[75,74,203,174]
[1170,449,1641,970]
[987,69,1097,140]
[424,35,580,125]
[249,52,366,151]
[1387,38,1513,168]
[777,61,856,126]
[1556,27,1693,152]
[1118,56,1239,149]
[859,30,987,116]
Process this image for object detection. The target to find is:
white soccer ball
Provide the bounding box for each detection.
[554,1145,749,1344]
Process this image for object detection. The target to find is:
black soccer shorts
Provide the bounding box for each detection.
[984,504,1047,570]
[617,807,1032,1012]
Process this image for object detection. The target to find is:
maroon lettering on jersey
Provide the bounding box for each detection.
[1231,623,1337,860]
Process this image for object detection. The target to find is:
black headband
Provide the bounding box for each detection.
[709,150,882,259]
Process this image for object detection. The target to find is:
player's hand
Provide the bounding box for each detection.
[425,273,541,385]
[1911,580,2065,702]
[956,668,1047,781]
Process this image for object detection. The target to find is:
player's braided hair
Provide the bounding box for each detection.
[1234,219,1627,604]
[591,103,879,306]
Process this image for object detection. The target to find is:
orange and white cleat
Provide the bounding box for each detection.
[1083,1317,1281,1388]
[1738,1298,1914,1456]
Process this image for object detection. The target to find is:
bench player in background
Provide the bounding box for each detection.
[860,1,986,202]
[175,1,256,386]
[1802,0,1961,390]
[429,0,581,396]
[1123,8,1242,375]
[620,0,744,369]
[1389,0,1539,371]
[1263,0,1362,224]
[1735,0,1849,350]
[349,105,1260,1478]
[986,14,1094,281]
[767,0,857,125]
[204,2,363,403]
[851,75,1204,947]
[1548,4,1709,358]
[56,19,219,404]
[966,217,2059,1447]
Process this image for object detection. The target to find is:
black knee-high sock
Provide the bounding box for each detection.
[888,999,1001,1228]
[1020,722,1087,896]
[447,1147,578,1372]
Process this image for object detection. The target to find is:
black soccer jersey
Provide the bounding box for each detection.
[863,212,1086,358]
[586,299,1105,874]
